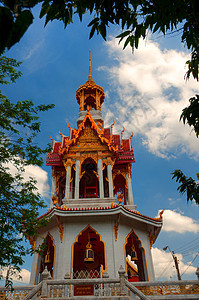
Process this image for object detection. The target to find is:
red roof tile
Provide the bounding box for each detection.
[122,139,130,151]
[103,128,111,140]
[113,135,120,146]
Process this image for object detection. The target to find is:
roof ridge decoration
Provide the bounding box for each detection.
[38,204,163,224]
[59,111,117,155]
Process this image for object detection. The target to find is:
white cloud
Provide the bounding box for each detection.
[24,165,50,198]
[161,210,199,233]
[152,247,197,280]
[6,161,50,199]
[0,267,30,284]
[102,37,199,160]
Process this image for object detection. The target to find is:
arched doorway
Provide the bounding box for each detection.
[79,158,99,198]
[35,233,55,283]
[72,226,105,279]
[113,174,127,204]
[125,231,148,282]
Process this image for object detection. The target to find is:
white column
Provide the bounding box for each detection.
[98,158,104,198]
[75,159,80,199]
[65,164,71,199]
[107,163,113,198]
[50,175,56,208]
[126,174,134,205]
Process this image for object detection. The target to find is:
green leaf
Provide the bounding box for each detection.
[172,169,199,204]
[98,23,107,41]
[0,55,53,285]
[7,10,34,49]
[89,24,97,40]
[88,17,100,27]
[180,95,199,137]
[39,1,50,19]
[116,30,131,39]
[0,7,14,53]
[123,35,132,50]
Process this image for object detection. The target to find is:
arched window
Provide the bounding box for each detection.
[35,233,55,283]
[83,96,96,110]
[113,174,127,205]
[125,231,148,282]
[79,158,99,198]
[73,226,105,279]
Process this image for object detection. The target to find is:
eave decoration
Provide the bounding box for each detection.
[56,216,64,243]
[59,112,117,155]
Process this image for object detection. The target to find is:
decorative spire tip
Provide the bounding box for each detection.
[88,50,93,81]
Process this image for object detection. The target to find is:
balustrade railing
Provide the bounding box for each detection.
[1,268,199,300]
[134,280,199,297]
[45,278,122,298]
[0,285,35,300]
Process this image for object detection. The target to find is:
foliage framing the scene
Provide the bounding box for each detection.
[0,0,198,82]
[172,170,199,204]
[0,3,198,276]
[0,55,54,286]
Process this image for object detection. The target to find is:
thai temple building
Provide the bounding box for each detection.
[29,54,163,294]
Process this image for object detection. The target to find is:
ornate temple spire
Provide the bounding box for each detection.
[87,51,93,81]
[76,52,105,115]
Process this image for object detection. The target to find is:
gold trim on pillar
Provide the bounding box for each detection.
[56,216,64,243]
[148,229,157,249]
[127,164,132,177]
[64,158,73,169]
[114,214,120,241]
[79,170,85,181]
[27,236,36,250]
[52,167,56,180]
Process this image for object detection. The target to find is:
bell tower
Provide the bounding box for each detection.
[30,54,162,289]
[46,52,136,209]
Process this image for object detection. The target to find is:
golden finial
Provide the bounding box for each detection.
[110,120,115,142]
[111,120,115,130]
[130,132,134,150]
[68,122,71,131]
[50,135,54,142]
[68,123,72,139]
[59,130,63,137]
[159,209,164,219]
[87,50,93,81]
[121,127,125,139]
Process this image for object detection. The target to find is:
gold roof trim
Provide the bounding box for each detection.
[59,111,117,155]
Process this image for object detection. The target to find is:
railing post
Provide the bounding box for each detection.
[40,267,51,299]
[64,272,71,297]
[103,270,109,296]
[118,265,127,296]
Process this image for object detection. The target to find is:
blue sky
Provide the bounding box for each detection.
[1,5,199,283]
